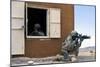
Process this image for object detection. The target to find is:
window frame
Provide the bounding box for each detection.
[26,3,50,38]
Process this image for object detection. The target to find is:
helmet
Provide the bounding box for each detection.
[71,30,78,36]
[34,23,41,29]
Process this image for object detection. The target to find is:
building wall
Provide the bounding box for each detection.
[25,2,74,58]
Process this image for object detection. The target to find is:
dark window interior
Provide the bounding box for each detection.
[27,7,47,36]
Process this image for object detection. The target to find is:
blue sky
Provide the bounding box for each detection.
[74,5,95,48]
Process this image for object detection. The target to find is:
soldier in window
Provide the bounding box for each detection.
[30,23,44,36]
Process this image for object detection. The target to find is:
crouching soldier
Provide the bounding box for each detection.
[61,30,90,62]
[61,31,79,61]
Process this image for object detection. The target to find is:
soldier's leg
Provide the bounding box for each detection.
[61,50,71,61]
[70,49,79,62]
[75,49,79,57]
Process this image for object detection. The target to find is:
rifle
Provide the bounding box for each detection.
[72,34,90,40]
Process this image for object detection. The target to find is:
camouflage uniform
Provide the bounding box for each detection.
[61,31,79,61]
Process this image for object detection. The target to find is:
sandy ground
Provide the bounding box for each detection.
[76,51,96,62]
[11,51,96,66]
